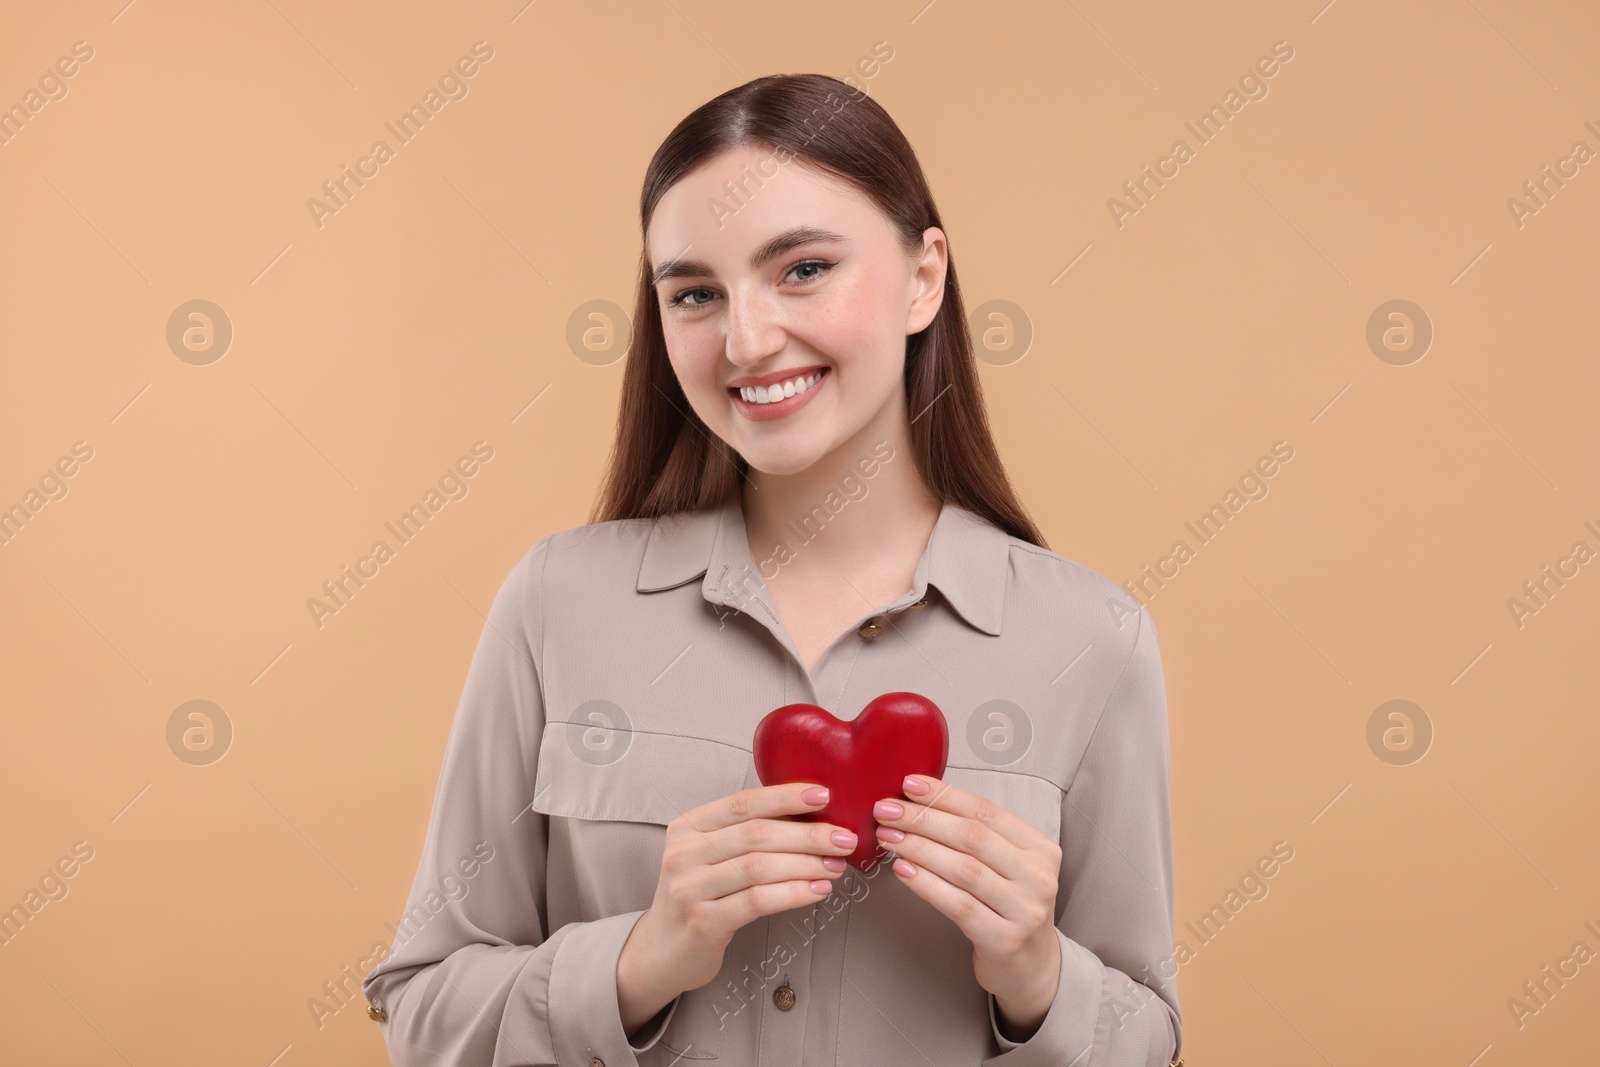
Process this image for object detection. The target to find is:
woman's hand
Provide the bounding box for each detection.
[871,774,1063,1039]
[617,782,857,1032]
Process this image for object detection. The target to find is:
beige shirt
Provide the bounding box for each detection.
[362,491,1182,1066]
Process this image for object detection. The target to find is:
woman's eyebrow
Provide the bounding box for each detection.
[650,226,848,288]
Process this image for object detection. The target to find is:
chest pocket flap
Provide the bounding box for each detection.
[531,721,754,827]
[944,766,1064,847]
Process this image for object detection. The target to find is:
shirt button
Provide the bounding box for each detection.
[590,1058,605,1067]
[908,596,929,609]
[774,984,796,1010]
[858,620,883,640]
[366,1004,385,1022]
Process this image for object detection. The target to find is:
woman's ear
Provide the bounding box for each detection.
[905,226,949,335]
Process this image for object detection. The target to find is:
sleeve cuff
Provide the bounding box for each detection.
[984,928,1102,1065]
[627,992,682,1052]
[544,909,679,1064]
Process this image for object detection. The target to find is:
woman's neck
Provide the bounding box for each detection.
[740,408,941,591]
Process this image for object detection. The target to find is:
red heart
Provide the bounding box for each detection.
[753,692,948,872]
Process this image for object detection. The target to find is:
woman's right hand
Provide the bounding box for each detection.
[618,782,857,1017]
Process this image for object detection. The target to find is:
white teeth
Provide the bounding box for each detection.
[740,371,823,405]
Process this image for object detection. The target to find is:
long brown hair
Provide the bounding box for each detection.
[589,73,1047,550]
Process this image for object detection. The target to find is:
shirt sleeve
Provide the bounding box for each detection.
[359,538,684,1066]
[983,603,1182,1067]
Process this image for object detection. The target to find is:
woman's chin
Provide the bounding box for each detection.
[737,439,840,479]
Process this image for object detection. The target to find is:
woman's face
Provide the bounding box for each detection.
[646,144,947,477]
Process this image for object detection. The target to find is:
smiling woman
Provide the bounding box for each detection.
[363,72,1183,1067]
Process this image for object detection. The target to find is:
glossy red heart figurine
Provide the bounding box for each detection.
[753,692,948,872]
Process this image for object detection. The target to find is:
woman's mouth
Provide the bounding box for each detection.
[728,367,829,422]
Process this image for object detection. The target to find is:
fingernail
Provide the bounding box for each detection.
[823,856,846,872]
[893,858,917,877]
[810,879,832,894]
[876,826,905,844]
[832,830,857,848]
[903,776,930,796]
[874,800,903,820]
[802,786,830,805]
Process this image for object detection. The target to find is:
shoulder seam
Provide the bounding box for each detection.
[1062,603,1147,796]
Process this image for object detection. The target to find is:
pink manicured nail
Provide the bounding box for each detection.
[874,800,903,820]
[893,858,917,877]
[832,830,857,848]
[810,879,832,894]
[903,776,930,796]
[823,857,846,872]
[876,826,905,843]
[802,786,830,805]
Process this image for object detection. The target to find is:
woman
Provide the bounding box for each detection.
[363,73,1182,1067]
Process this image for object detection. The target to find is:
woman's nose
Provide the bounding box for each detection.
[723,288,785,365]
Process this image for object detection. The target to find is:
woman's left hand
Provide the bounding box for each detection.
[872,774,1063,1036]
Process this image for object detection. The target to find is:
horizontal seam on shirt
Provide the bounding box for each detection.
[941,762,1068,799]
[542,724,755,756]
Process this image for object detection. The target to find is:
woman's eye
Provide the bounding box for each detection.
[666,260,836,309]
[668,287,714,308]
[786,259,835,284]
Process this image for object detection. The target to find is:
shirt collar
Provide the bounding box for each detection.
[635,492,1011,636]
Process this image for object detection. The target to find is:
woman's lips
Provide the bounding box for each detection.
[729,367,828,422]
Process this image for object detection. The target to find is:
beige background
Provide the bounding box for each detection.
[2,1,1596,1063]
